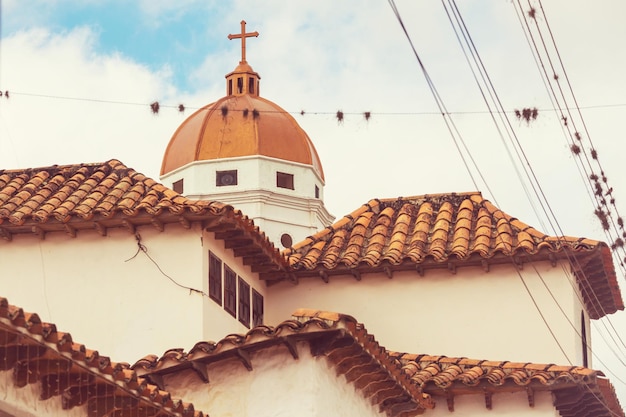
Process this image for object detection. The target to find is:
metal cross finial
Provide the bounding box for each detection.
[228,20,259,64]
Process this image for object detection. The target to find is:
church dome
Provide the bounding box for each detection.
[159,20,334,247]
[161,21,324,180]
[160,94,324,180]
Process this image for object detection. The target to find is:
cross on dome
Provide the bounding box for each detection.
[228,20,259,64]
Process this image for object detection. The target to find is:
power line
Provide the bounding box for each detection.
[522,0,626,277]
[516,0,626,347]
[440,0,626,393]
[510,1,626,366]
[387,0,489,195]
[392,0,602,378]
[3,90,626,117]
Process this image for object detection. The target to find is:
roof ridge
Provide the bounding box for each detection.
[376,191,483,204]
[387,350,597,374]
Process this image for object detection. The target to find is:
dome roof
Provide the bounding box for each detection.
[160,94,324,180]
[162,21,324,181]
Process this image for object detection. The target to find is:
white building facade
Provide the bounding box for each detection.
[0,22,623,417]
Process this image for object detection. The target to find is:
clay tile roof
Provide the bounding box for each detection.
[0,297,207,417]
[388,352,624,417]
[0,160,287,273]
[269,192,623,319]
[132,309,435,417]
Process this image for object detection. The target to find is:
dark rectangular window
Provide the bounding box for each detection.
[216,170,238,187]
[172,179,184,194]
[224,266,237,318]
[581,310,588,367]
[237,77,243,94]
[238,277,251,328]
[276,172,294,190]
[228,79,233,96]
[248,78,255,94]
[252,289,264,327]
[315,185,319,199]
[208,252,222,305]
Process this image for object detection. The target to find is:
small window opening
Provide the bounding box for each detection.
[228,79,233,96]
[252,289,264,326]
[276,172,294,190]
[217,170,238,187]
[281,233,293,248]
[224,266,237,318]
[238,277,251,328]
[237,77,243,94]
[173,179,184,194]
[208,252,222,305]
[248,78,255,94]
[315,185,320,199]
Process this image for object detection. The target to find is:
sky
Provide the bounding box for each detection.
[2,0,626,408]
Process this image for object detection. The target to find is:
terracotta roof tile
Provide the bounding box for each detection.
[0,296,206,417]
[271,192,623,319]
[131,305,625,416]
[133,309,435,417]
[388,352,624,417]
[0,160,287,273]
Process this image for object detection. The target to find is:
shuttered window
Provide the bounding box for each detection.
[252,289,264,326]
[238,277,251,328]
[224,266,237,318]
[208,252,222,305]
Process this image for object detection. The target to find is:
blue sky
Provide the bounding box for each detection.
[2,0,626,407]
[2,1,231,90]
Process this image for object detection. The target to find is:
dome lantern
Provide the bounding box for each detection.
[226,20,260,97]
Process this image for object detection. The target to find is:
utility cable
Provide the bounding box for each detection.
[514,0,626,353]
[442,0,626,388]
[3,89,626,117]
[125,233,207,297]
[387,0,492,197]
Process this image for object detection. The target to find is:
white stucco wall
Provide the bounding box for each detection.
[160,342,560,417]
[163,344,386,417]
[0,224,207,363]
[162,156,325,200]
[161,157,334,246]
[266,261,588,366]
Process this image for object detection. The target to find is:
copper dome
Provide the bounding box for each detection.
[160,94,324,180]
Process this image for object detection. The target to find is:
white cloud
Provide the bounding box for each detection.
[0,26,192,175]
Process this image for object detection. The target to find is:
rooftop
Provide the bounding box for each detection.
[271,193,623,319]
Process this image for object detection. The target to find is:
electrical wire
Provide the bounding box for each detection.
[451,0,626,358]
[3,89,626,117]
[522,0,626,279]
[536,0,626,277]
[392,0,624,361]
[450,0,626,368]
[454,0,626,414]
[126,232,207,297]
[438,0,626,403]
[387,0,491,196]
[514,0,626,353]
[385,3,610,385]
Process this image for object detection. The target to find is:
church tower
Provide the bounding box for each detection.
[160,21,334,248]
